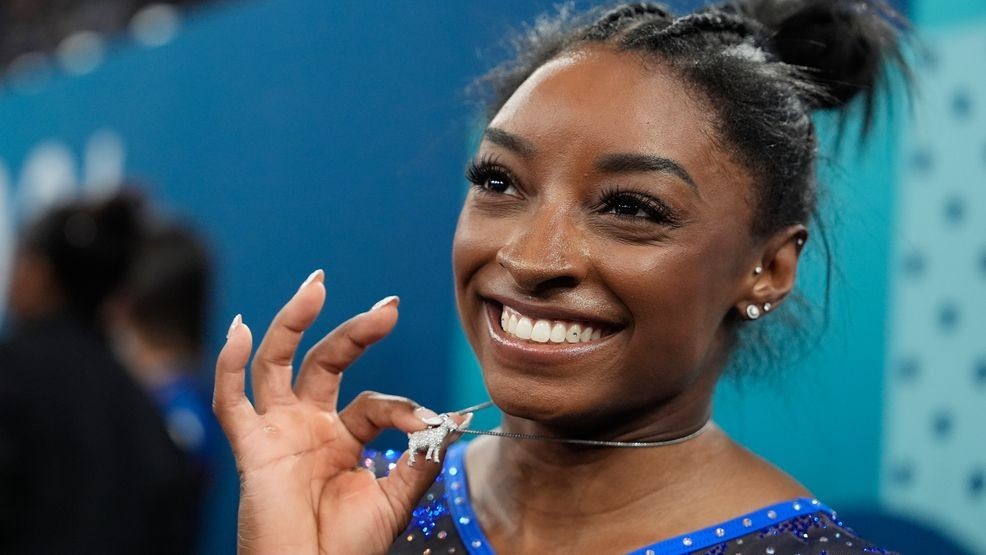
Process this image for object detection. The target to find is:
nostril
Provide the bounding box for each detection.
[495,248,514,271]
[495,232,588,292]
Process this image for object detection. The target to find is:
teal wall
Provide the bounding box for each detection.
[912,0,986,28]
[880,1,986,552]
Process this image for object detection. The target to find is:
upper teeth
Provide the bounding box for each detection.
[500,305,604,344]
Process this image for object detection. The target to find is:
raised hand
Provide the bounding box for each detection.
[213,270,462,555]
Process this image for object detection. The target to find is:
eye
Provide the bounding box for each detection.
[607,195,650,218]
[465,155,521,196]
[598,188,681,226]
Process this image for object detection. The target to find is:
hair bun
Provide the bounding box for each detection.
[741,0,904,110]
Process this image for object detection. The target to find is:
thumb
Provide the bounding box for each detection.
[378,412,470,518]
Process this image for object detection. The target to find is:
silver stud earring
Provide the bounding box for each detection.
[763,302,772,313]
[746,305,761,320]
[796,237,805,247]
[753,266,763,276]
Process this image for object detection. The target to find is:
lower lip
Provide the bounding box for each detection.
[482,301,621,365]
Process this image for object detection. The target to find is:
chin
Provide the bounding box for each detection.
[483,374,563,419]
[480,368,621,430]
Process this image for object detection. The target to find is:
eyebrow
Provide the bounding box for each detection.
[483,127,536,158]
[483,126,698,192]
[595,153,698,192]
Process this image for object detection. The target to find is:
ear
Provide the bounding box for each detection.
[9,252,61,320]
[735,225,807,318]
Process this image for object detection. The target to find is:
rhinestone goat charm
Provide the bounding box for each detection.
[407,413,459,466]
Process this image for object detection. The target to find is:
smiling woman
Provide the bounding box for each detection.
[212,1,909,554]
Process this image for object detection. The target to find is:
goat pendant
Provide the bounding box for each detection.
[407,413,459,466]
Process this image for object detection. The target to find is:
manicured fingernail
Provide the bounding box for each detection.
[226,314,242,339]
[461,412,474,430]
[415,407,443,426]
[371,295,399,311]
[299,269,324,291]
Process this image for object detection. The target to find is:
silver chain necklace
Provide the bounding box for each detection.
[407,401,712,465]
[454,401,713,448]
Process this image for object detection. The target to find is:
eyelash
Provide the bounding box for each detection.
[465,154,520,196]
[464,157,681,227]
[596,185,682,227]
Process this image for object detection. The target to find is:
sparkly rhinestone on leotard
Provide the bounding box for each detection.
[363,444,897,555]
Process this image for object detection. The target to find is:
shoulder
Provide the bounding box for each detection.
[688,433,895,552]
[0,318,117,381]
[696,501,898,555]
[623,497,896,554]
[684,427,811,520]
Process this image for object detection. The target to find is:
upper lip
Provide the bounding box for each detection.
[481,291,627,330]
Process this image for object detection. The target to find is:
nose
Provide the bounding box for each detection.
[496,205,589,294]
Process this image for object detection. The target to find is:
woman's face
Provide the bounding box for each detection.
[452,47,765,429]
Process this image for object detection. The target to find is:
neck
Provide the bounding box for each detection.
[478,393,714,490]
[481,431,720,501]
[462,396,811,553]
[465,384,776,553]
[127,339,195,388]
[466,436,737,553]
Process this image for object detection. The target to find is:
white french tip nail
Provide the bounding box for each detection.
[371,295,399,311]
[414,406,442,426]
[299,269,324,291]
[226,314,242,339]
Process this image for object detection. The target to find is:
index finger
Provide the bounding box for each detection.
[213,314,257,438]
[294,296,399,410]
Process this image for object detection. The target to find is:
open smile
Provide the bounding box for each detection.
[497,303,614,344]
[481,297,624,365]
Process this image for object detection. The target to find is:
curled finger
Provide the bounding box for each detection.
[294,296,399,409]
[337,391,436,445]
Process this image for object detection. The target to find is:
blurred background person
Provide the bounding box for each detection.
[105,222,221,494]
[0,192,200,554]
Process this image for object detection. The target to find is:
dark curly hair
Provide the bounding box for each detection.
[471,0,910,374]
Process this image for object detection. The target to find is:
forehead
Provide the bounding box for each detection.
[490,46,717,166]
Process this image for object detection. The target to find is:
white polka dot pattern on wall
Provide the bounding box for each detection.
[882,25,986,554]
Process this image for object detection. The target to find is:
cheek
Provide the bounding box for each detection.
[451,206,508,344]
[593,241,737,380]
[452,207,495,290]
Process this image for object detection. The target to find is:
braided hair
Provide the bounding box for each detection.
[479,0,906,238]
